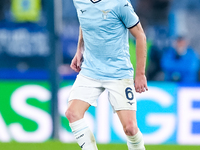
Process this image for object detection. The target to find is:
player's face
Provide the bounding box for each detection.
[175,39,187,55]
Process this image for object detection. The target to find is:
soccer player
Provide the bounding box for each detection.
[65,0,148,149]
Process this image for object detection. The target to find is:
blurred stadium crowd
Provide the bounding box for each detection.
[0,0,200,82]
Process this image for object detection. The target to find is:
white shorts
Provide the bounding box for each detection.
[68,74,137,112]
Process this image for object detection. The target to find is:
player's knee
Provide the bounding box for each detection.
[65,108,80,123]
[65,108,72,121]
[123,123,138,136]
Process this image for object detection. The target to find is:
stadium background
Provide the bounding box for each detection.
[0,0,200,149]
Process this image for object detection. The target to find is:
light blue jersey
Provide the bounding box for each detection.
[73,0,139,80]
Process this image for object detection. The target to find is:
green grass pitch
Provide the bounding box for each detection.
[0,141,199,150]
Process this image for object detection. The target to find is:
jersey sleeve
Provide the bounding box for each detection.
[118,0,139,29]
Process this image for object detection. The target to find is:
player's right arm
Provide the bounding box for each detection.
[70,26,84,72]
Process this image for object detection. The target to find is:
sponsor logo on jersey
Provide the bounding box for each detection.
[124,3,129,7]
[80,9,87,14]
[124,1,132,7]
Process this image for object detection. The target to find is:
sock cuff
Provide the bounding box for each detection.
[69,118,88,133]
[127,129,145,150]
[127,129,143,142]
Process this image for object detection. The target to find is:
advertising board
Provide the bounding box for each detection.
[0,81,199,144]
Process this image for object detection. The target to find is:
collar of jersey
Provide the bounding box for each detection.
[90,0,101,3]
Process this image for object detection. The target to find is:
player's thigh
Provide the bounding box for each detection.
[66,75,104,122]
[68,74,104,107]
[66,99,91,123]
[104,78,137,112]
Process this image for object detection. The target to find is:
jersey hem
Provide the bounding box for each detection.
[79,72,133,81]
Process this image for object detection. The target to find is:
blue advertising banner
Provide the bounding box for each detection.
[0,22,49,57]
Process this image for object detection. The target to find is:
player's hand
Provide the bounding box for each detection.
[134,74,148,93]
[70,52,83,72]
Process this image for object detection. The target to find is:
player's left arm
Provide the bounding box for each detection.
[129,23,148,93]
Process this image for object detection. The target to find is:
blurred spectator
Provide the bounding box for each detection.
[161,36,199,82]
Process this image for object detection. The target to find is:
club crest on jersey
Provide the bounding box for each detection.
[101,10,111,20]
